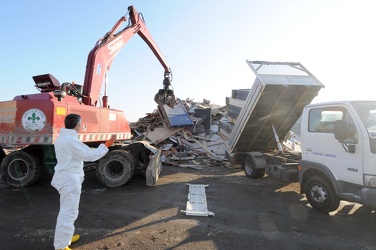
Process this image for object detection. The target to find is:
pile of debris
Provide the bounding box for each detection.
[130,98,233,169]
[130,91,303,171]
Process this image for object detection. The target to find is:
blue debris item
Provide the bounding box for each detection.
[158,102,194,128]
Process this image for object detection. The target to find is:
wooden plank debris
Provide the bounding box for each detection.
[145,125,183,145]
[130,98,230,171]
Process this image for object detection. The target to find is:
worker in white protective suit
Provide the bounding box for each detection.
[51,114,116,250]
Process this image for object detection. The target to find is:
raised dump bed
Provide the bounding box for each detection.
[228,60,324,153]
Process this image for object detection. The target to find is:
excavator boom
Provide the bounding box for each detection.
[82,5,175,108]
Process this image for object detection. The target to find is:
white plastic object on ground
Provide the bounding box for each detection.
[181,184,214,217]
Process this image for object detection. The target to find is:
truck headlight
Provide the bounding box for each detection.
[364,174,376,187]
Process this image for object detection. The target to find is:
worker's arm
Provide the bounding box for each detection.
[67,135,116,163]
[70,143,107,162]
[104,134,117,148]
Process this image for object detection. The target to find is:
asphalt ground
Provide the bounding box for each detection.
[0,164,375,250]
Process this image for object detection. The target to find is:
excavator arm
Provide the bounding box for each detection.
[82,5,175,108]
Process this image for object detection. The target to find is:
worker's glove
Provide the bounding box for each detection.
[104,134,117,148]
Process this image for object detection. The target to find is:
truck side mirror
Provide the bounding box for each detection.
[334,119,356,153]
[334,120,348,141]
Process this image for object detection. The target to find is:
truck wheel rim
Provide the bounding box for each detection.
[310,185,327,204]
[8,159,29,181]
[245,166,253,175]
[105,160,124,177]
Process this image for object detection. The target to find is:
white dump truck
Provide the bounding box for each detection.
[223,60,376,213]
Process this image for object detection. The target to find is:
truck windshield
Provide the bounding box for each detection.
[352,101,376,138]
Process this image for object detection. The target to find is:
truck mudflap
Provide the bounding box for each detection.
[146,149,162,186]
[135,141,163,186]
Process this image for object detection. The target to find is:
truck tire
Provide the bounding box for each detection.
[242,155,265,179]
[96,150,135,187]
[304,176,340,213]
[0,151,42,188]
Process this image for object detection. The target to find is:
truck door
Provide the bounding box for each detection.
[302,106,363,185]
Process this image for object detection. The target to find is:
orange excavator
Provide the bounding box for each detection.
[0,5,176,188]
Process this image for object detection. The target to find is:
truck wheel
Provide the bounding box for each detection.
[304,176,340,213]
[0,151,42,188]
[96,150,135,187]
[243,155,265,179]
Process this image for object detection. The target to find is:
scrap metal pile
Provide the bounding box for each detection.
[130,98,232,169]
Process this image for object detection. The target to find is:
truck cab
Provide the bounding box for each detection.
[299,101,376,212]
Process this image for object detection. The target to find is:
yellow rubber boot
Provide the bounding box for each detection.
[71,234,80,243]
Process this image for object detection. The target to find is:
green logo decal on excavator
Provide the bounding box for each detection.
[22,109,46,132]
[27,112,40,123]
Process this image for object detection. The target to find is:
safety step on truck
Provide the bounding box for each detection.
[223,60,376,213]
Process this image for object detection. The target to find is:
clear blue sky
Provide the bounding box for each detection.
[1,1,375,122]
